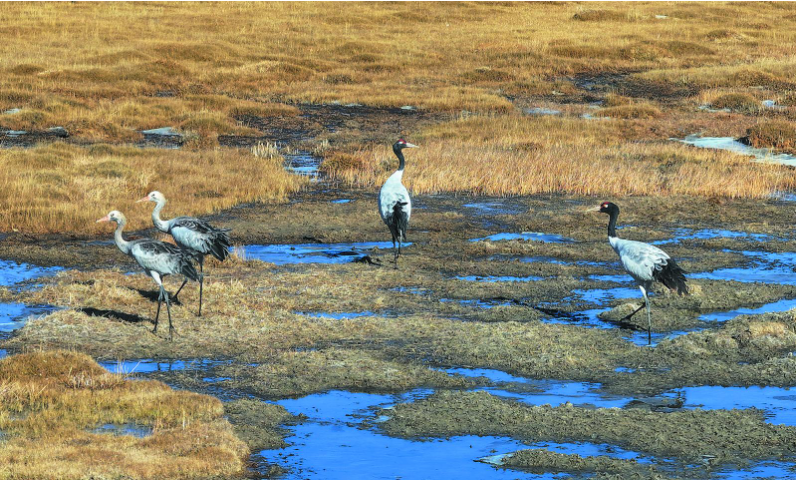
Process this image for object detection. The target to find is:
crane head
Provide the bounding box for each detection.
[394,138,419,150]
[597,202,618,215]
[97,210,125,224]
[137,191,165,204]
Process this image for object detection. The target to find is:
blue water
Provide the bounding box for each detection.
[257,389,630,480]
[0,303,59,334]
[463,202,525,216]
[675,135,796,167]
[92,422,153,438]
[470,232,574,243]
[439,298,514,309]
[455,275,544,283]
[330,199,351,204]
[0,259,62,287]
[99,358,228,374]
[237,242,409,265]
[689,250,796,285]
[652,229,773,245]
[699,298,796,322]
[299,311,379,320]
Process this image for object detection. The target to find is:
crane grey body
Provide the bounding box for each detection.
[97,210,199,340]
[139,191,231,316]
[598,202,688,345]
[379,139,417,265]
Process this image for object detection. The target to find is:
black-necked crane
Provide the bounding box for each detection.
[596,202,688,345]
[97,210,198,340]
[379,138,417,265]
[138,191,231,317]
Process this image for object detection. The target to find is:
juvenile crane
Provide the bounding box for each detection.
[379,138,417,265]
[596,202,688,345]
[138,191,231,316]
[97,210,198,340]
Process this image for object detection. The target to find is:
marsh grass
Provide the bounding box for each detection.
[0,142,305,234]
[324,115,796,198]
[0,350,248,479]
[745,120,796,154]
[0,2,795,140]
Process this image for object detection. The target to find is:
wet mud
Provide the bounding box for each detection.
[4,184,796,477]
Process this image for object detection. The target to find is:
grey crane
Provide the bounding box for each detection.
[137,191,231,317]
[378,138,417,265]
[596,202,688,345]
[97,210,199,340]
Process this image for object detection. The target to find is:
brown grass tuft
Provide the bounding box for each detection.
[0,143,305,234]
[0,351,248,479]
[711,93,760,113]
[745,121,796,153]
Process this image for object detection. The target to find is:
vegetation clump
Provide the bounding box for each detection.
[0,350,248,479]
[745,120,796,153]
[711,93,760,113]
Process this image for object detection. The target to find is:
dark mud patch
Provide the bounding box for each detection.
[236,241,407,265]
[380,390,796,464]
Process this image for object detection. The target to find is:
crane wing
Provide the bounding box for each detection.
[612,238,671,282]
[130,240,189,275]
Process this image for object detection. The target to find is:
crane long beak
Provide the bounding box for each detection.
[135,196,150,203]
[405,142,419,148]
[96,215,110,223]
[586,206,601,213]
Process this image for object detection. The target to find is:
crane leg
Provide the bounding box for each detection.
[640,286,652,346]
[163,287,174,341]
[172,279,188,303]
[619,303,645,322]
[198,258,204,317]
[153,287,162,334]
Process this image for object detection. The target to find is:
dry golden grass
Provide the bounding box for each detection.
[0,142,305,234]
[0,350,248,479]
[324,115,796,198]
[746,120,796,154]
[0,2,795,140]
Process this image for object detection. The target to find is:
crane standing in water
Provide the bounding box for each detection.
[138,191,231,316]
[97,210,198,340]
[595,202,688,345]
[379,139,417,266]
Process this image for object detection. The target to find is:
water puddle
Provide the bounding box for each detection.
[523,107,561,116]
[470,232,574,243]
[0,259,65,360]
[330,199,351,204]
[652,228,773,245]
[284,152,323,179]
[92,422,153,438]
[0,259,62,287]
[99,358,228,375]
[463,202,525,216]
[675,135,796,166]
[442,368,629,408]
[257,389,571,480]
[140,127,183,149]
[298,311,379,320]
[236,242,407,265]
[699,298,796,322]
[455,275,544,283]
[689,250,796,286]
[672,385,796,427]
[0,303,59,335]
[439,298,515,309]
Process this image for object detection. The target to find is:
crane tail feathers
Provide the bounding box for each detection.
[654,258,688,295]
[391,202,409,242]
[208,229,232,262]
[180,255,201,282]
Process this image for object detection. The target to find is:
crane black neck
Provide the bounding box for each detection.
[606,209,619,238]
[393,145,406,171]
